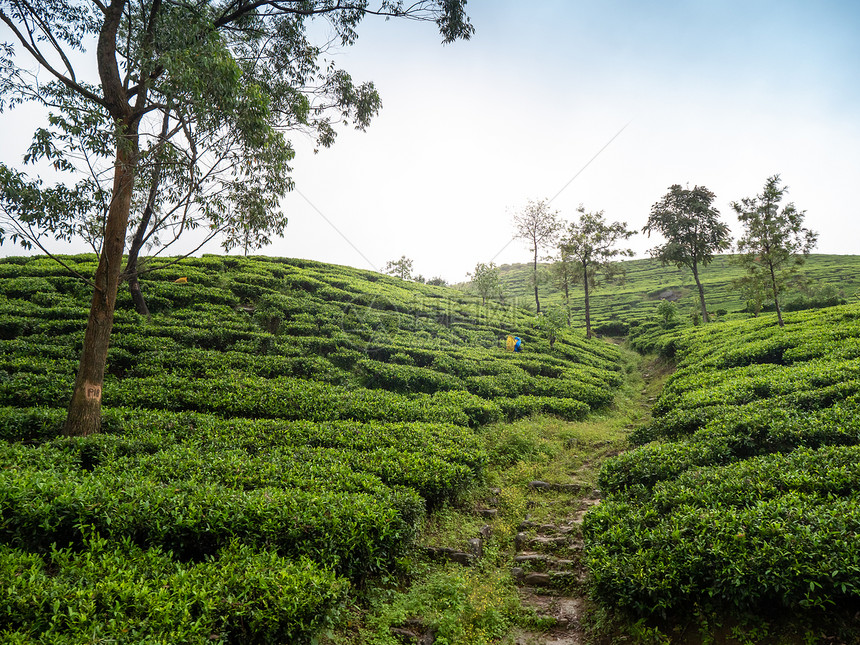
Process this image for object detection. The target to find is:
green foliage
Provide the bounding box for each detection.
[0,537,347,644]
[534,307,566,348]
[644,184,731,322]
[384,256,414,280]
[557,206,635,337]
[656,299,677,326]
[732,175,818,326]
[468,262,503,305]
[361,567,521,645]
[586,304,860,619]
[0,253,626,640]
[498,254,860,334]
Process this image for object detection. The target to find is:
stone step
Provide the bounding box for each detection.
[513,552,578,572]
[518,520,579,534]
[527,480,590,493]
[511,568,584,590]
[423,536,483,565]
[515,532,583,555]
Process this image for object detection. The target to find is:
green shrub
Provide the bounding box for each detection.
[0,538,348,644]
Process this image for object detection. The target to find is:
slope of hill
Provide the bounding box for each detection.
[495,254,860,333]
[586,303,860,630]
[0,253,625,643]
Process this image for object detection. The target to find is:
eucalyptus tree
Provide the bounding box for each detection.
[561,206,634,339]
[513,198,561,313]
[0,0,473,436]
[732,175,817,327]
[643,184,732,323]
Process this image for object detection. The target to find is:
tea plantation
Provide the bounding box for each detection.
[0,254,625,643]
[497,254,860,333]
[584,304,860,621]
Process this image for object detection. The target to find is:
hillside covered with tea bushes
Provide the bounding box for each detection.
[0,254,624,643]
[584,304,860,619]
[496,254,860,334]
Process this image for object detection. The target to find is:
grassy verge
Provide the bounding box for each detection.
[318,345,647,645]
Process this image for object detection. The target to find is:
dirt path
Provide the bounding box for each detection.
[507,351,670,645]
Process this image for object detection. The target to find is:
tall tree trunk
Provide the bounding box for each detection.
[691,262,709,323]
[123,107,170,318]
[124,191,157,317]
[583,262,592,339]
[64,137,137,436]
[768,261,784,327]
[533,246,541,313]
[563,281,570,326]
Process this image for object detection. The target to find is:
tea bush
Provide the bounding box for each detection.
[0,538,347,644]
[0,254,626,640]
[587,304,860,617]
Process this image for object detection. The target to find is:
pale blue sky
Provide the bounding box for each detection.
[276,0,860,281]
[2,1,858,281]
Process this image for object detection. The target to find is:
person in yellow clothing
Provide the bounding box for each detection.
[505,336,523,352]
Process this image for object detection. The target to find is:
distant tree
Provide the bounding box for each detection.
[513,199,562,313]
[384,256,414,280]
[0,1,473,437]
[468,262,502,305]
[548,242,576,326]
[561,206,635,339]
[732,175,818,327]
[643,184,732,324]
[734,271,770,317]
[535,308,566,350]
[426,276,448,287]
[656,299,678,327]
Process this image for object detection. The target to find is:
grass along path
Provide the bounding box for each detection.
[321,345,668,645]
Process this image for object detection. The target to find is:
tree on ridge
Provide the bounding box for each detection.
[644,184,732,324]
[732,175,817,327]
[560,206,634,339]
[513,198,561,314]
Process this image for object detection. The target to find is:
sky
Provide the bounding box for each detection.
[2,0,859,283]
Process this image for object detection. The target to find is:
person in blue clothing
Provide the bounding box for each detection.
[514,337,522,352]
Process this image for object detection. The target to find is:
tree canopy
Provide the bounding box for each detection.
[560,206,634,339]
[0,0,474,435]
[644,184,731,323]
[513,198,561,314]
[384,255,414,280]
[468,261,502,305]
[732,175,817,327]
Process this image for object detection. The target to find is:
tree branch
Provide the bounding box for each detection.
[0,9,107,108]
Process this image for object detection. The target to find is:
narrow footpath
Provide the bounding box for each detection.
[507,349,671,645]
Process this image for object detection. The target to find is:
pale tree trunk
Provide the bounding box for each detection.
[124,184,158,318]
[64,139,137,435]
[691,262,710,323]
[563,281,570,326]
[123,106,170,318]
[533,245,541,314]
[768,261,784,327]
[583,261,592,339]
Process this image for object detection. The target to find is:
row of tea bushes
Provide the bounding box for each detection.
[0,446,416,577]
[0,538,347,644]
[0,254,626,642]
[585,304,860,617]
